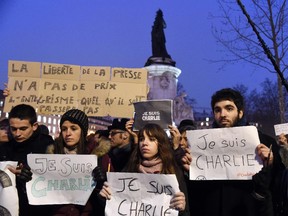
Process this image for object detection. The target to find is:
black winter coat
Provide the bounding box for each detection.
[186,121,281,216]
[6,127,54,216]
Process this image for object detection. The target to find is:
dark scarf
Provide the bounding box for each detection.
[64,145,78,154]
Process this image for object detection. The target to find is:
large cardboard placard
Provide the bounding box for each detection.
[4,60,148,118]
[187,126,263,180]
[105,172,179,216]
[26,154,97,205]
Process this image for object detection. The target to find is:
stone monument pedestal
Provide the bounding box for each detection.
[145,64,181,100]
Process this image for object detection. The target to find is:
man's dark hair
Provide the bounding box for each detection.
[8,104,37,125]
[211,88,244,112]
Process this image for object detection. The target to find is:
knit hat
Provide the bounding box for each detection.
[60,109,89,136]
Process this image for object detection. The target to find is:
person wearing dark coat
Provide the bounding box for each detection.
[5,104,54,216]
[272,133,288,216]
[46,108,96,216]
[107,118,134,172]
[183,88,282,216]
[99,123,190,216]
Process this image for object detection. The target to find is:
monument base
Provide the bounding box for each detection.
[145,56,176,67]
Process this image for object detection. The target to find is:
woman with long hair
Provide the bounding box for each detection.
[99,123,190,215]
[46,109,94,215]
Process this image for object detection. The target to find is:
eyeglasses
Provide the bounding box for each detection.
[109,130,125,136]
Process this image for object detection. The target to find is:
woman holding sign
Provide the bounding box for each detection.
[46,109,102,216]
[99,123,190,215]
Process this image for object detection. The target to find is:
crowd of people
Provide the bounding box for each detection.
[0,87,287,216]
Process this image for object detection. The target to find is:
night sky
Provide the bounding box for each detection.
[0,0,277,110]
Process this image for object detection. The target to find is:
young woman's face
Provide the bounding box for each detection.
[139,131,158,160]
[61,120,81,147]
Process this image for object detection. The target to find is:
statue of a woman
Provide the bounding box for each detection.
[151,9,171,58]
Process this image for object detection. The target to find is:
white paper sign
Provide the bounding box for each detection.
[26,154,97,205]
[0,161,18,216]
[274,123,288,136]
[105,172,179,216]
[187,126,263,180]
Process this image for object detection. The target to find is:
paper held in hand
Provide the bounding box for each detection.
[187,125,263,180]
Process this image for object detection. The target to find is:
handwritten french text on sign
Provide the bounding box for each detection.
[274,123,288,136]
[5,77,40,113]
[8,60,41,78]
[109,82,148,118]
[0,161,18,216]
[4,60,148,118]
[80,66,110,81]
[111,67,147,84]
[105,172,179,216]
[38,79,79,115]
[187,126,263,180]
[26,154,97,205]
[42,62,81,80]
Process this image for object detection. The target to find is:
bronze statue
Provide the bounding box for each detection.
[152,9,171,58]
[145,9,175,66]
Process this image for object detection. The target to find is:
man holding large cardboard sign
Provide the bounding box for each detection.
[183,88,282,216]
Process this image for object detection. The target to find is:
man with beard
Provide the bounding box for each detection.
[184,88,282,216]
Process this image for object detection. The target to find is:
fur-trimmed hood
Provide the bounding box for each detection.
[91,138,111,157]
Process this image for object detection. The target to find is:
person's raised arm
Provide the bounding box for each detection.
[125,118,138,145]
[3,83,10,97]
[168,125,181,150]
